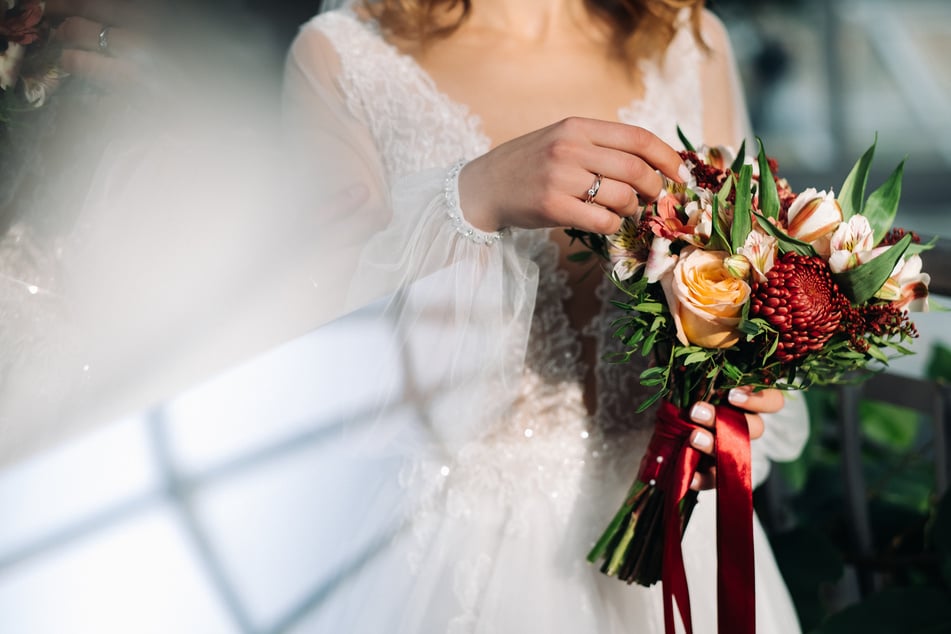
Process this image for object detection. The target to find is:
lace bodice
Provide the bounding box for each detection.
[319,12,491,178]
[308,9,710,523]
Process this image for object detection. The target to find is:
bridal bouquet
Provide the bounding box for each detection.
[1,0,63,120]
[573,133,932,634]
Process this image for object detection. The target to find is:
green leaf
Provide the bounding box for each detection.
[756,137,780,219]
[684,351,709,365]
[633,302,664,314]
[722,363,743,381]
[675,346,700,357]
[906,235,939,257]
[677,125,695,152]
[717,174,734,207]
[738,319,761,337]
[642,331,658,356]
[732,164,753,253]
[867,345,890,364]
[729,139,747,174]
[636,389,665,413]
[838,135,877,219]
[625,331,645,347]
[864,158,906,244]
[753,212,818,256]
[833,233,912,304]
[567,251,594,263]
[640,366,666,379]
[709,196,731,252]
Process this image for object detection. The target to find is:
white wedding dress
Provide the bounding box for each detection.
[282,7,809,634]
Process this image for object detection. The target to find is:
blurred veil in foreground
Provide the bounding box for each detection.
[0,1,367,465]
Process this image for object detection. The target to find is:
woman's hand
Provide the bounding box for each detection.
[46,0,152,88]
[686,387,785,490]
[457,116,687,235]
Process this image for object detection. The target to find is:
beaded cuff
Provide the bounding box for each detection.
[444,160,505,246]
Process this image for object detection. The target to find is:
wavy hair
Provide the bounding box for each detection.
[363,0,706,64]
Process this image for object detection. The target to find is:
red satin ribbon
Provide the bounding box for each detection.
[715,404,755,634]
[645,401,755,634]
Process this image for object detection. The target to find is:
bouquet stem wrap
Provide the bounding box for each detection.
[588,400,754,634]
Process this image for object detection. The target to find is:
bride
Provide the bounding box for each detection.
[284,0,808,632]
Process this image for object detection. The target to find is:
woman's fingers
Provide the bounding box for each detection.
[579,145,678,203]
[691,466,716,491]
[580,119,687,188]
[577,173,640,217]
[558,198,623,235]
[459,117,684,233]
[728,386,784,413]
[687,391,777,455]
[54,15,138,56]
[60,48,137,87]
[683,388,786,490]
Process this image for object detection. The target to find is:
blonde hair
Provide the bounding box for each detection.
[363,0,706,64]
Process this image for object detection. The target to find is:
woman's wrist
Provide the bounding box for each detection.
[446,160,505,246]
[456,159,506,233]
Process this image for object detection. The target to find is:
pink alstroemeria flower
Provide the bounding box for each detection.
[645,236,677,283]
[698,144,736,172]
[736,230,778,282]
[828,215,876,273]
[649,193,697,244]
[875,255,930,311]
[0,41,24,91]
[21,64,65,107]
[607,216,649,281]
[683,198,713,246]
[786,188,843,255]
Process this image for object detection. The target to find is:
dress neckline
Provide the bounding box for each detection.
[340,8,662,149]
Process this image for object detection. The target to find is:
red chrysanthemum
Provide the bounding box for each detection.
[750,252,847,363]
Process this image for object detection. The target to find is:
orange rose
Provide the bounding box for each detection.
[660,248,750,348]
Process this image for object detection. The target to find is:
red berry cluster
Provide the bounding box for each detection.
[880,227,921,247]
[679,150,727,193]
[840,301,918,353]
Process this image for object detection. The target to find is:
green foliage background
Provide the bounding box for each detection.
[762,343,951,633]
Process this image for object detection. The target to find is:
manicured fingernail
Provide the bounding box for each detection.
[678,164,691,182]
[728,388,749,405]
[690,402,713,423]
[657,187,668,200]
[691,473,701,489]
[691,430,713,450]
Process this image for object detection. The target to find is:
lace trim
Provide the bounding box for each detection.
[313,11,491,181]
[443,160,505,246]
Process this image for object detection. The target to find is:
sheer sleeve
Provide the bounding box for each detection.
[282,24,539,454]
